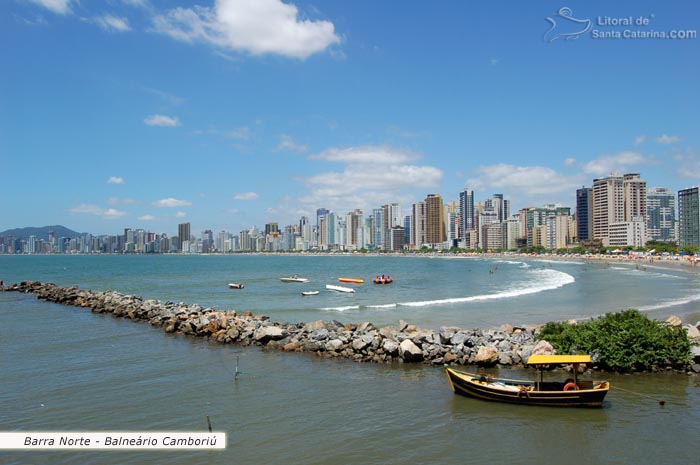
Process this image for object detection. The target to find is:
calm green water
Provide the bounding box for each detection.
[1,255,699,464]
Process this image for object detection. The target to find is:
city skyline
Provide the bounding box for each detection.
[2,168,694,255]
[2,1,698,235]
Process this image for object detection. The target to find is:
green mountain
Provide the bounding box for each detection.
[0,225,84,242]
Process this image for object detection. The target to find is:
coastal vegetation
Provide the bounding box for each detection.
[538,310,692,372]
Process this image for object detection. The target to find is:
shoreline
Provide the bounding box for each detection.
[3,281,698,374]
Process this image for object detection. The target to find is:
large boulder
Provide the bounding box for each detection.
[253,326,286,343]
[685,324,700,339]
[303,320,327,332]
[532,340,555,356]
[381,339,399,356]
[399,339,423,362]
[325,339,344,352]
[352,333,374,351]
[474,346,499,366]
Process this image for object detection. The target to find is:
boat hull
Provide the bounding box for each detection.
[445,368,609,408]
[326,284,355,293]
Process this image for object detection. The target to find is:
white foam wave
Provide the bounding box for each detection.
[320,305,360,312]
[398,268,575,308]
[617,268,687,280]
[532,259,586,266]
[366,303,398,309]
[638,293,700,312]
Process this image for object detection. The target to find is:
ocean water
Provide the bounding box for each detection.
[1,254,700,329]
[1,255,699,465]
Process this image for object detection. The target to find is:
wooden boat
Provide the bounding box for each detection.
[338,278,364,284]
[280,275,309,283]
[444,355,609,407]
[228,283,245,289]
[301,290,320,296]
[325,284,355,293]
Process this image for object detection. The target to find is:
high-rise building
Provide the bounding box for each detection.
[593,174,625,246]
[382,203,402,248]
[576,187,593,241]
[425,194,446,246]
[623,173,647,222]
[411,201,426,249]
[178,222,191,252]
[347,209,364,249]
[647,187,676,243]
[372,208,383,249]
[459,188,475,239]
[403,215,411,246]
[593,173,647,246]
[678,187,700,248]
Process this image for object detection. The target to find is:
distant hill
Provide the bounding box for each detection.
[0,225,84,242]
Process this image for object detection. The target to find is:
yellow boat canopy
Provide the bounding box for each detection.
[527,355,592,365]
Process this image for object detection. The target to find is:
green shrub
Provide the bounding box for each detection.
[538,310,691,372]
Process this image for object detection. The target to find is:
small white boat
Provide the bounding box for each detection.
[326,284,355,293]
[301,290,320,296]
[280,275,309,283]
[228,283,245,289]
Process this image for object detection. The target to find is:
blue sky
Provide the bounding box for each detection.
[2,0,698,236]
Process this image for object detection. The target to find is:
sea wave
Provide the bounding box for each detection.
[366,303,398,309]
[638,293,700,312]
[398,268,575,307]
[318,267,575,312]
[320,305,360,312]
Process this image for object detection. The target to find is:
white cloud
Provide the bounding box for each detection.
[93,15,131,32]
[69,204,127,219]
[227,208,239,214]
[151,0,341,59]
[175,211,187,218]
[234,192,259,200]
[70,204,103,215]
[144,114,180,127]
[297,145,442,214]
[103,208,127,219]
[310,145,417,165]
[466,164,584,196]
[28,0,72,15]
[656,134,680,144]
[564,158,576,167]
[141,86,185,106]
[226,127,250,140]
[153,198,192,207]
[674,149,700,179]
[122,0,150,7]
[107,197,138,206]
[276,134,308,152]
[138,214,156,221]
[635,135,646,146]
[581,151,650,176]
[107,176,124,184]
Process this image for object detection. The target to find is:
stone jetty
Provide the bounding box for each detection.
[2,281,556,367]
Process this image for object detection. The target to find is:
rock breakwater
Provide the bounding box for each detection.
[4,281,554,367]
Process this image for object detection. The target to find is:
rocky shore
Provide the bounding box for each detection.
[3,281,553,367]
[4,281,699,371]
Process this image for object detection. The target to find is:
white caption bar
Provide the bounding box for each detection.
[0,432,226,450]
